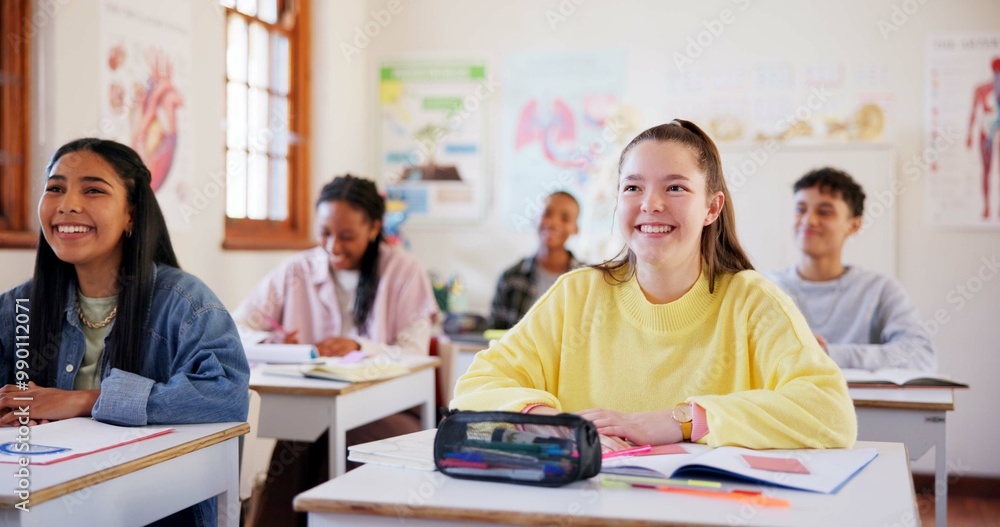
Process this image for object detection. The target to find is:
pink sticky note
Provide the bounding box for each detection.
[741,454,810,474]
[636,444,687,456]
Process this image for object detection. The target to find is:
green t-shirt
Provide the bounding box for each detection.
[74,293,117,391]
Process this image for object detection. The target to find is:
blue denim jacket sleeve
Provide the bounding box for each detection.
[93,306,250,425]
[91,266,250,426]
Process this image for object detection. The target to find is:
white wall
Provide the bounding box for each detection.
[0,0,369,307]
[1,0,997,478]
[361,0,1000,477]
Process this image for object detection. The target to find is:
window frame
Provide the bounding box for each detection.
[0,0,35,249]
[222,0,313,251]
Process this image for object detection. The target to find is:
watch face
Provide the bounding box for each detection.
[672,405,692,423]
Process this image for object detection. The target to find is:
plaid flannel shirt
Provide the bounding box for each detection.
[488,252,584,330]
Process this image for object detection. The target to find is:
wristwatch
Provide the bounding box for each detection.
[671,403,693,442]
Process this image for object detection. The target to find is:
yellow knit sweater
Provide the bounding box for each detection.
[452,267,857,449]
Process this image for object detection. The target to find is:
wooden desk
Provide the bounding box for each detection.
[295,441,917,527]
[852,387,956,527]
[0,422,247,527]
[250,357,439,477]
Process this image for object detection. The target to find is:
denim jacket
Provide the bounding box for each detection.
[0,263,250,527]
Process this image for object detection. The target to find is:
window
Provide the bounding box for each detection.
[0,0,34,248]
[222,0,312,250]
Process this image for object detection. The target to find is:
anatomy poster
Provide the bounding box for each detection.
[501,50,628,261]
[926,33,1000,229]
[379,60,489,223]
[100,0,193,231]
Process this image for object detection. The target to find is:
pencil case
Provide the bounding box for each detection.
[434,410,601,487]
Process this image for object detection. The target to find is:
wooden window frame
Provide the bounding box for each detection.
[222,0,313,251]
[0,0,35,249]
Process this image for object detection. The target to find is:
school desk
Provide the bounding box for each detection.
[852,386,959,527]
[249,356,439,477]
[293,440,917,527]
[0,421,247,527]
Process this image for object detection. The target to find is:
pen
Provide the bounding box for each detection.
[262,313,289,335]
[602,444,652,459]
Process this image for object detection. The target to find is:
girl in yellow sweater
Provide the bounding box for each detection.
[452,120,856,450]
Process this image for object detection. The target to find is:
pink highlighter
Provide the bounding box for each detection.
[602,444,653,460]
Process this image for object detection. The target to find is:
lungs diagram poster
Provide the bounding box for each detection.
[926,33,1000,229]
[501,50,628,261]
[99,0,194,231]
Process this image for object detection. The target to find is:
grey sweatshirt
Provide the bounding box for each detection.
[765,266,936,372]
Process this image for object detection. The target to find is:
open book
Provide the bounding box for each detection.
[348,428,437,471]
[602,443,878,494]
[841,368,968,388]
[263,354,420,383]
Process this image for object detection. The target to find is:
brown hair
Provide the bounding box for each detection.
[594,120,754,292]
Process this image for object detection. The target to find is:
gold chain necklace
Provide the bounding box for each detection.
[76,296,118,329]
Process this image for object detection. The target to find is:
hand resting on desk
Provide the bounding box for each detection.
[577,408,684,446]
[0,382,98,426]
[526,405,634,453]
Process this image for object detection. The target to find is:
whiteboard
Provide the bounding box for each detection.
[718,143,897,277]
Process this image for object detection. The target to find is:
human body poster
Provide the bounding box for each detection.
[379,60,489,223]
[926,33,1000,229]
[99,0,193,231]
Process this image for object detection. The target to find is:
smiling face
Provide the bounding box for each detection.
[616,140,723,273]
[538,193,579,250]
[793,187,861,259]
[316,200,381,271]
[38,151,133,273]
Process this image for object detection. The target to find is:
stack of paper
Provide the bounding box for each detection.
[348,428,437,470]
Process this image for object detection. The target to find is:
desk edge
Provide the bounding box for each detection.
[293,497,707,527]
[251,358,440,396]
[0,422,250,508]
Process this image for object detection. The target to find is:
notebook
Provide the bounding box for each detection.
[602,443,878,494]
[841,368,968,388]
[347,428,437,471]
[0,418,174,465]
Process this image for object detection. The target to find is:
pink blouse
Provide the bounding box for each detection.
[234,244,439,355]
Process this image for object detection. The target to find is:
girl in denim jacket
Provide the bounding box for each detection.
[0,138,250,527]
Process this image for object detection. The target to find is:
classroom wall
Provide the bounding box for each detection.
[361,0,1000,477]
[0,0,997,479]
[0,0,371,307]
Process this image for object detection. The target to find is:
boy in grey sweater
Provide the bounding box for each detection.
[766,167,936,372]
